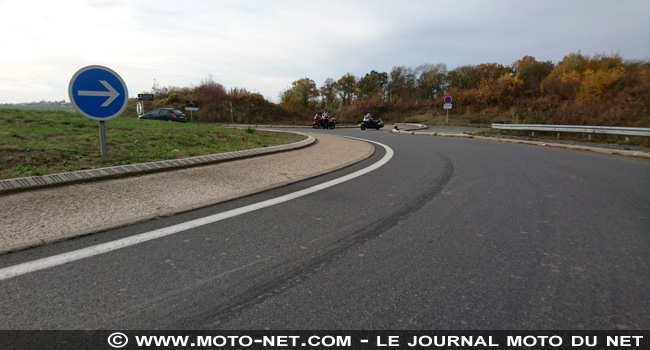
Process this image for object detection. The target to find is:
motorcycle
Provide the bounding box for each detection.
[360,114,384,130]
[312,114,337,129]
[312,114,324,128]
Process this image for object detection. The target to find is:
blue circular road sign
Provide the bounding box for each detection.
[444,95,453,104]
[68,65,128,121]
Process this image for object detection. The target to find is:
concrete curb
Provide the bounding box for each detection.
[392,123,428,132]
[393,129,474,138]
[0,134,316,194]
[391,124,472,138]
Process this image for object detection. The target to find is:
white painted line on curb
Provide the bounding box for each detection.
[0,138,393,281]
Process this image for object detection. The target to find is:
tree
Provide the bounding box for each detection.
[358,70,388,102]
[579,66,625,102]
[337,73,357,106]
[320,78,338,109]
[377,70,389,101]
[447,65,477,90]
[474,63,510,83]
[513,56,554,96]
[579,53,626,103]
[417,63,448,100]
[542,52,591,100]
[387,66,405,102]
[387,66,417,102]
[512,56,537,76]
[589,52,624,71]
[194,74,226,102]
[476,73,522,106]
[557,51,589,75]
[279,78,320,109]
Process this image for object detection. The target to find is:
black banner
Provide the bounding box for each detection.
[1,330,648,350]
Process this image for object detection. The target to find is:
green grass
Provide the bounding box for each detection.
[0,109,305,180]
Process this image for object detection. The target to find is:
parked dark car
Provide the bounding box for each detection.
[138,108,187,123]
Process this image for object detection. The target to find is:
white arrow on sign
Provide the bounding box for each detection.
[77,80,120,107]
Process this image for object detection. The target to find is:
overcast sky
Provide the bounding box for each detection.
[1,0,649,104]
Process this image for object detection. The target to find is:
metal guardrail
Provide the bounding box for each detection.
[491,124,650,137]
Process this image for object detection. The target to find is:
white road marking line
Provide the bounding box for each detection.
[0,138,393,281]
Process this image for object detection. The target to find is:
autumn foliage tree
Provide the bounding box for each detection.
[357,70,388,102]
[448,65,478,90]
[513,56,554,96]
[320,77,338,109]
[387,66,416,103]
[476,73,523,106]
[540,52,627,103]
[279,78,320,110]
[337,73,357,106]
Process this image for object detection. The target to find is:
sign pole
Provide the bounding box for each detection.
[98,121,108,156]
[443,95,453,124]
[229,101,234,123]
[184,103,199,123]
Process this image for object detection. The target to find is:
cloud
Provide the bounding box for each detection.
[1,0,648,104]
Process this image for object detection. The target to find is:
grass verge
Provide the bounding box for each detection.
[0,109,305,180]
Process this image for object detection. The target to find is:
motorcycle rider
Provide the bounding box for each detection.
[321,109,330,127]
[360,112,384,130]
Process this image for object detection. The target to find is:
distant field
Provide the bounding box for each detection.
[0,105,75,113]
[0,109,305,180]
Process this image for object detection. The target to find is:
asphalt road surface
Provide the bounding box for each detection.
[1,128,648,330]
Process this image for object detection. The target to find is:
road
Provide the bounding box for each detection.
[1,128,648,330]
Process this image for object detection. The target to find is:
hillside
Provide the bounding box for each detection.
[125,52,649,131]
[124,79,302,125]
[281,53,650,128]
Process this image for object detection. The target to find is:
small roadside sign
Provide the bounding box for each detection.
[185,106,199,122]
[443,96,453,124]
[69,65,128,121]
[68,65,128,155]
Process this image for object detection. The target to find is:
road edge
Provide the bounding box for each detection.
[392,124,650,159]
